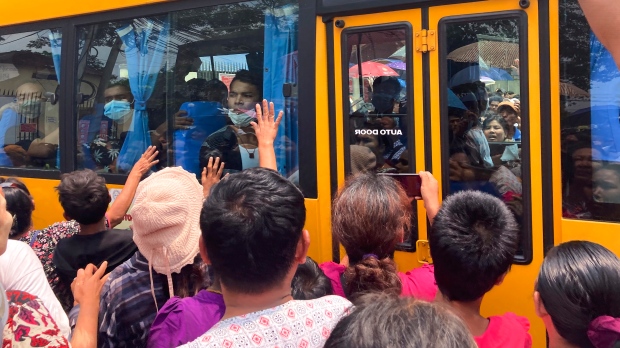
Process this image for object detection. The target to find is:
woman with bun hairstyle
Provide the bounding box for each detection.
[320,171,439,301]
[535,241,620,348]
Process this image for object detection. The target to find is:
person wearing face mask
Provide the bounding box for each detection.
[199,70,262,174]
[0,82,48,167]
[87,82,136,173]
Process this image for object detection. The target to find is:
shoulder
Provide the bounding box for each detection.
[3,240,39,264]
[493,312,530,332]
[399,264,438,301]
[319,262,347,297]
[476,313,532,348]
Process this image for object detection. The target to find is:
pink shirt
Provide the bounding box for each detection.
[475,313,532,348]
[319,261,437,301]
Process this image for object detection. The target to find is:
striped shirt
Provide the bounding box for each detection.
[98,251,168,348]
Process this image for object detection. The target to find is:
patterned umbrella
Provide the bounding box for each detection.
[447,41,519,69]
[349,61,399,78]
[560,82,590,97]
[373,58,406,70]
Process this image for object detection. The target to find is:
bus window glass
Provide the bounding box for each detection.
[560,0,620,222]
[0,29,61,170]
[343,28,416,250]
[442,18,528,257]
[76,1,299,181]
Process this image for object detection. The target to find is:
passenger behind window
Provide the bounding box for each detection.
[0,82,52,167]
[324,293,477,348]
[497,100,521,142]
[354,122,397,173]
[431,191,532,348]
[199,70,262,174]
[319,171,439,301]
[562,142,601,219]
[483,115,520,166]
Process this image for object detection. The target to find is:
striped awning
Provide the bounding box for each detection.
[447,41,519,69]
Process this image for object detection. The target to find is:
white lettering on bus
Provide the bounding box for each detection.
[355,129,403,136]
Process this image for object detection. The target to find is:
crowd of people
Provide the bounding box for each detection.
[0,95,616,348]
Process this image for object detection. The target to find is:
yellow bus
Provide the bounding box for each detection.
[1,0,618,346]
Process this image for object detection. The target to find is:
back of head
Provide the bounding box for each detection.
[324,293,477,348]
[332,172,411,298]
[291,257,333,300]
[1,179,33,238]
[430,190,519,302]
[536,241,620,348]
[132,167,203,275]
[200,167,306,294]
[56,169,110,225]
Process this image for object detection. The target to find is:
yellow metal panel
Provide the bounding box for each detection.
[0,0,170,27]
[429,1,545,346]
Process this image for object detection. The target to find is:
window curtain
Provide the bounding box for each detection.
[263,5,298,179]
[48,30,62,83]
[590,32,620,161]
[115,18,170,172]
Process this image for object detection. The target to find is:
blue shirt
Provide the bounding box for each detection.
[98,251,168,348]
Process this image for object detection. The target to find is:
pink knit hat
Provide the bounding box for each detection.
[131,167,202,306]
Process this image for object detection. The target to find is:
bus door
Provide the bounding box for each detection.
[428,0,544,345]
[330,10,427,268]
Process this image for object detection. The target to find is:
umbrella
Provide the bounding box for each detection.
[560,82,590,97]
[373,58,406,70]
[449,65,513,87]
[349,61,399,78]
[447,89,468,110]
[447,41,519,69]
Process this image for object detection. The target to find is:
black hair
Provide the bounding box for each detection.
[56,169,111,225]
[482,115,509,133]
[1,178,34,238]
[536,241,620,348]
[204,79,228,105]
[291,257,333,300]
[324,292,477,348]
[372,77,401,99]
[200,167,306,294]
[489,95,504,104]
[230,69,263,101]
[430,190,519,302]
[107,79,131,91]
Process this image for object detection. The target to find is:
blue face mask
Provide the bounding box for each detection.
[104,100,132,124]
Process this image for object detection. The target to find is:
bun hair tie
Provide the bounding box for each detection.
[362,254,378,260]
[588,316,620,348]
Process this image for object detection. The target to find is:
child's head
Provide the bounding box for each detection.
[0,179,33,239]
[200,167,307,294]
[430,190,519,302]
[535,241,620,348]
[56,169,110,225]
[332,172,411,298]
[324,292,477,348]
[291,257,333,300]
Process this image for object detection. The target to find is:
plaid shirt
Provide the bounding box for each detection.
[98,251,168,348]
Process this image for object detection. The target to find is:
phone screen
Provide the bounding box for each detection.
[379,173,422,199]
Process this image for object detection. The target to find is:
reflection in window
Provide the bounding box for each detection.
[345,29,411,175]
[560,0,620,222]
[0,29,62,169]
[443,18,527,256]
[76,1,299,181]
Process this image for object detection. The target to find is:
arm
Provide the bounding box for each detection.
[201,157,225,199]
[107,146,159,228]
[70,262,110,348]
[251,99,283,171]
[419,171,440,224]
[578,0,620,70]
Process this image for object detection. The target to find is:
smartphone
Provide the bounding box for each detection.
[379,173,422,199]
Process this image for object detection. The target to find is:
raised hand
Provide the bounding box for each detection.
[201,157,225,198]
[131,146,159,178]
[251,99,283,147]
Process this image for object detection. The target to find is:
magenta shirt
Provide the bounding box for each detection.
[319,261,437,301]
[147,290,225,347]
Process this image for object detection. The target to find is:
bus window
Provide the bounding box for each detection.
[560,0,620,223]
[441,16,530,260]
[76,2,299,180]
[342,27,416,250]
[0,29,61,170]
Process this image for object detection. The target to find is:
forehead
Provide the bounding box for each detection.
[104,86,131,98]
[487,120,501,127]
[595,169,620,181]
[490,101,500,105]
[230,80,258,94]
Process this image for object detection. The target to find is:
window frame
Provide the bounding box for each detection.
[340,22,417,252]
[0,0,319,199]
[438,11,533,264]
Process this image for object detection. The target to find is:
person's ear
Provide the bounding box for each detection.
[63,213,71,222]
[494,272,508,286]
[199,235,211,265]
[533,291,548,318]
[295,230,310,264]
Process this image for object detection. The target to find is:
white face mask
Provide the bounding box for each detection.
[228,109,256,127]
[104,100,132,124]
[19,100,43,119]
